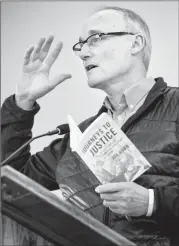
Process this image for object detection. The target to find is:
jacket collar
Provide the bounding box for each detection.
[121,77,167,132]
[96,77,167,132]
[103,77,156,114]
[79,77,167,133]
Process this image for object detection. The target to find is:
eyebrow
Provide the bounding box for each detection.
[79,29,103,42]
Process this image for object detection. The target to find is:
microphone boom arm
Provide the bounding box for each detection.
[1,124,69,167]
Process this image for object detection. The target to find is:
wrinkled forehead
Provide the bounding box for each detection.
[80,10,126,39]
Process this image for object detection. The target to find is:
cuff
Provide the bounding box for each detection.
[146,189,154,217]
[5,95,40,120]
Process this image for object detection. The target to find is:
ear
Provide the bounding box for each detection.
[131,33,145,55]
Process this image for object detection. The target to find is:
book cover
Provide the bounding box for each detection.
[68,113,151,184]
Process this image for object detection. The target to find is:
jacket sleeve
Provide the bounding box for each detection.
[153,89,179,234]
[154,186,179,218]
[1,95,59,190]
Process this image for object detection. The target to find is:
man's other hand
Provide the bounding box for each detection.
[95,182,149,217]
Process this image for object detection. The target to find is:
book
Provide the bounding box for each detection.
[68,113,151,185]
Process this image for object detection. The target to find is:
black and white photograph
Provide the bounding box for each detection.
[1,1,179,246]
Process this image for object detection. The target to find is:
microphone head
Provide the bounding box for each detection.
[56,124,70,135]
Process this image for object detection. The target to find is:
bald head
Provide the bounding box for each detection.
[81,9,126,40]
[93,7,152,71]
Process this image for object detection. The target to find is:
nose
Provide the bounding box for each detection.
[79,43,91,60]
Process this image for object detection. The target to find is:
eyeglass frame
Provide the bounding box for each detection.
[72,32,136,53]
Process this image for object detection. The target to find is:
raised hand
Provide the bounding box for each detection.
[15,35,72,110]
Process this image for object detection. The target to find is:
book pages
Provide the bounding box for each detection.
[67,114,82,151]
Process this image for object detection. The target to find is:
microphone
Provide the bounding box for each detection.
[47,124,70,135]
[1,124,69,166]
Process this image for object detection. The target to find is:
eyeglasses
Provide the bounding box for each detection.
[72,32,135,55]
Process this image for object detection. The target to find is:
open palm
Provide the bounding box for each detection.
[16,35,71,107]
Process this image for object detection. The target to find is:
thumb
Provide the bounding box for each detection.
[51,74,72,88]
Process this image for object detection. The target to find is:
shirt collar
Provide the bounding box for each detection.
[103,77,156,113]
[103,94,127,114]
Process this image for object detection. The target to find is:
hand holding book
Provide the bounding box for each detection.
[95,182,149,218]
[67,113,151,219]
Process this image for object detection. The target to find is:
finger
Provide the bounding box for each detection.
[103,200,120,208]
[103,200,127,214]
[31,37,46,61]
[45,42,63,69]
[39,35,54,62]
[109,207,120,214]
[23,46,35,66]
[50,74,72,88]
[109,207,126,216]
[95,182,128,193]
[100,192,120,201]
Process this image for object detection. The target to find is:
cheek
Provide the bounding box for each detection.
[103,47,119,61]
[98,49,118,71]
[99,49,129,74]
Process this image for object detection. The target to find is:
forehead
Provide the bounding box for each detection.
[80,10,126,38]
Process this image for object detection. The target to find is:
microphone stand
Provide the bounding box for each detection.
[1,127,62,167]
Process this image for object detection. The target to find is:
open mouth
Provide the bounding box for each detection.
[85,65,98,71]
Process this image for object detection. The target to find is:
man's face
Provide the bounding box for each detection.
[79,10,134,89]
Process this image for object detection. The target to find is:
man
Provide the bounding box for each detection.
[1,6,179,246]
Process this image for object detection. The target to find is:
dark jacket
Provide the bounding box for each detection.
[1,77,179,245]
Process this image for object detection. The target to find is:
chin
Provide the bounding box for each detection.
[87,78,104,89]
[87,75,110,89]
